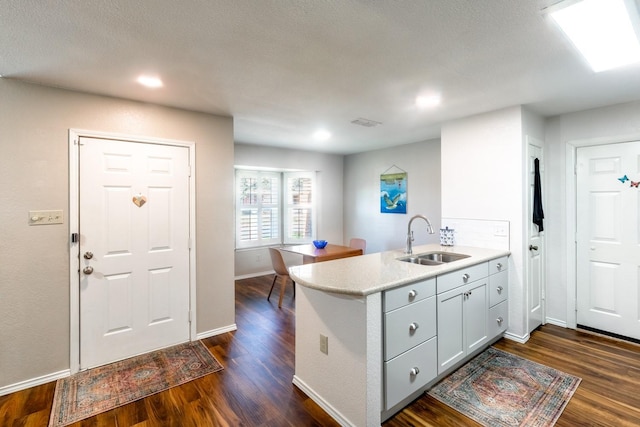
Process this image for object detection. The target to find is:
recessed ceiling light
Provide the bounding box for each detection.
[549,0,640,72]
[313,130,331,141]
[416,95,441,109]
[137,75,163,88]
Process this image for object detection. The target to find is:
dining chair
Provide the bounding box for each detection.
[268,248,295,308]
[349,238,366,254]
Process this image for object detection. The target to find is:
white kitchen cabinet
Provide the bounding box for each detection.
[383,278,437,410]
[291,244,511,426]
[489,300,508,337]
[488,256,509,339]
[384,337,437,409]
[436,267,489,374]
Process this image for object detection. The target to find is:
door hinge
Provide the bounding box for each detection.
[71,232,79,243]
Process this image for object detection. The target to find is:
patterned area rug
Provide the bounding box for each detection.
[48,341,223,427]
[428,347,581,427]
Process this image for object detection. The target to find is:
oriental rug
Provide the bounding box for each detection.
[427,347,581,427]
[48,341,223,427]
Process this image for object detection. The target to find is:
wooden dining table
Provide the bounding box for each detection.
[280,243,363,264]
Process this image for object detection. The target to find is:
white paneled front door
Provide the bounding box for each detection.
[79,136,191,369]
[576,141,640,340]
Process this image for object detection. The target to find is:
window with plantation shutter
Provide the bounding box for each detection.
[235,169,315,249]
[236,170,280,248]
[284,172,314,243]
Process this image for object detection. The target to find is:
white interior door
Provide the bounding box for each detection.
[577,141,640,340]
[79,136,191,369]
[528,140,544,332]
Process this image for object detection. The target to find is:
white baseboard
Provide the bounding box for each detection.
[292,375,354,427]
[504,331,530,344]
[0,369,70,397]
[196,323,237,340]
[235,270,274,280]
[545,317,567,328]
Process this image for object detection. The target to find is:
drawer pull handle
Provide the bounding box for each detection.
[497,286,503,294]
[410,367,420,376]
[409,322,419,332]
[496,262,503,270]
[497,317,504,325]
[408,289,417,299]
[462,273,470,282]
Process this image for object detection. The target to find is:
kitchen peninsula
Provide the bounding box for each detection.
[289,244,510,427]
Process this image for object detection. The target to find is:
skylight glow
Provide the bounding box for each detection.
[550,0,640,72]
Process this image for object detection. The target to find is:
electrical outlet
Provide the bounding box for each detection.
[494,224,507,237]
[319,334,328,355]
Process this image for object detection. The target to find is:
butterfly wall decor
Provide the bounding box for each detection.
[617,174,640,189]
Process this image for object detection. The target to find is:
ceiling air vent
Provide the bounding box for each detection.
[351,118,382,128]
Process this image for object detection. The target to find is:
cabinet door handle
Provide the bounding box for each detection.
[497,317,504,325]
[408,289,417,299]
[496,286,503,294]
[409,322,419,332]
[410,367,420,376]
[462,273,470,282]
[496,262,502,270]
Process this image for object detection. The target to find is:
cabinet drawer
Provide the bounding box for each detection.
[489,270,508,307]
[489,256,508,274]
[384,278,435,312]
[384,297,436,360]
[384,336,437,410]
[436,262,488,294]
[488,300,508,339]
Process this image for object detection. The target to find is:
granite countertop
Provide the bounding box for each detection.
[289,243,510,296]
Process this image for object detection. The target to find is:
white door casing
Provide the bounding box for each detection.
[576,141,640,340]
[527,139,545,332]
[69,130,196,372]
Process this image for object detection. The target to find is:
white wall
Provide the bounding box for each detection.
[234,143,344,277]
[294,286,382,427]
[544,100,640,326]
[343,139,441,254]
[441,106,531,340]
[0,79,235,390]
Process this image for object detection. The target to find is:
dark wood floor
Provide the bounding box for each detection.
[2,275,640,426]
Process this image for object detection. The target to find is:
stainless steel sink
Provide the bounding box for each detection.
[397,251,470,265]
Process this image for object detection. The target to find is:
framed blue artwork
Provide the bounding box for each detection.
[380,171,407,214]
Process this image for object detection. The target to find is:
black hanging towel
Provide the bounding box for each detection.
[533,158,544,231]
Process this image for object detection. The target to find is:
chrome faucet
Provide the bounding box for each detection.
[406,214,435,254]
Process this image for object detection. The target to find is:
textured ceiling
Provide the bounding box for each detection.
[3,0,640,154]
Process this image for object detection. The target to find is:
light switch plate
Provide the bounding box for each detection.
[29,210,64,225]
